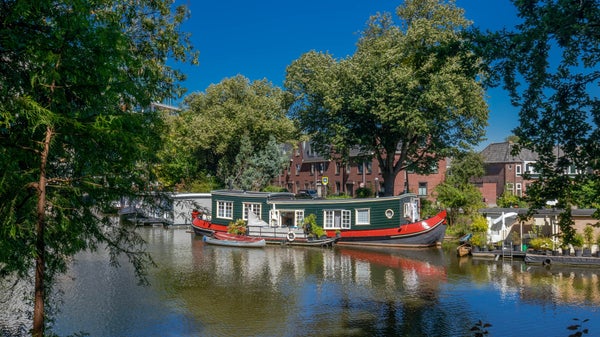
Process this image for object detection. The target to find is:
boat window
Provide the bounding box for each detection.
[355,208,370,225]
[323,210,351,229]
[216,200,233,219]
[242,202,262,220]
[295,210,304,227]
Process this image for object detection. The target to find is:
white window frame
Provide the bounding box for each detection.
[355,208,370,225]
[418,182,427,196]
[524,161,537,174]
[323,210,351,229]
[515,164,522,176]
[216,200,233,219]
[295,210,304,227]
[242,202,261,220]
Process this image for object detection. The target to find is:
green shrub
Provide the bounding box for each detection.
[573,233,584,248]
[228,219,247,235]
[470,214,488,233]
[262,185,288,192]
[529,237,552,250]
[355,187,373,198]
[584,225,594,246]
[471,232,486,247]
[303,214,325,238]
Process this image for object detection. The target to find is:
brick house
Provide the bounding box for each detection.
[474,141,538,206]
[272,141,448,200]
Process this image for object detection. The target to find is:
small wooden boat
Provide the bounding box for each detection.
[202,234,266,248]
[457,243,472,257]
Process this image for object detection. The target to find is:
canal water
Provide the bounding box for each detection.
[3,226,600,337]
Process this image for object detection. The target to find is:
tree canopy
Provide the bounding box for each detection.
[477,0,599,244]
[0,0,197,335]
[285,0,488,196]
[434,151,485,226]
[164,75,297,191]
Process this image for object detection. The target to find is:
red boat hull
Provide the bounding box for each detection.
[191,210,446,248]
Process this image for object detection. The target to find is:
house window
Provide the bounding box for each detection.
[516,183,522,197]
[357,163,364,175]
[516,165,522,176]
[243,203,261,220]
[346,164,351,174]
[295,164,300,176]
[506,183,514,194]
[525,161,536,174]
[318,162,324,174]
[335,162,340,175]
[310,164,315,176]
[567,165,579,175]
[216,200,233,219]
[418,182,427,196]
[323,210,351,229]
[366,162,372,174]
[355,209,370,225]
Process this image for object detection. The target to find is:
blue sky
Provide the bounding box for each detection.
[175,0,520,149]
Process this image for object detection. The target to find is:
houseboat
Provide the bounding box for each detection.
[191,190,447,248]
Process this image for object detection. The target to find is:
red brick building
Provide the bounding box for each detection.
[473,141,538,206]
[273,141,448,200]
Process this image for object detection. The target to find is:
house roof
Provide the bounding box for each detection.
[480,142,538,163]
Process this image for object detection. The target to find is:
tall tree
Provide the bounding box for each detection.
[174,75,297,190]
[480,0,600,244]
[434,151,485,226]
[285,0,488,196]
[0,1,197,335]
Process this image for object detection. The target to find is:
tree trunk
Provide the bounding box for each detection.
[381,170,397,196]
[33,126,53,337]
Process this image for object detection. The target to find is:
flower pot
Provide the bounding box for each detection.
[575,249,583,257]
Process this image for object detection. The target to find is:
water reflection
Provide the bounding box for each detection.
[2,227,600,337]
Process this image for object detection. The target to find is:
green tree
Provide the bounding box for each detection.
[496,191,528,208]
[170,75,297,190]
[285,0,488,196]
[434,151,485,226]
[0,1,197,335]
[227,135,288,191]
[478,0,600,245]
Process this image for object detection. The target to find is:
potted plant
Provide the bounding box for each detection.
[510,231,521,251]
[227,219,247,235]
[583,225,594,257]
[559,239,570,256]
[529,237,552,254]
[469,215,488,252]
[470,232,485,252]
[303,214,326,239]
[573,233,584,257]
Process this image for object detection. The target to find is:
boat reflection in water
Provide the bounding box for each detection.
[187,237,450,337]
